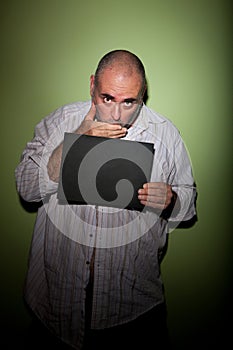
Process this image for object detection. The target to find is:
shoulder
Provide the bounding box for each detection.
[62,100,91,114]
[143,105,181,141]
[34,100,91,138]
[45,100,91,123]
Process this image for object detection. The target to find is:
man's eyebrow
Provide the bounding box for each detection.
[100,93,115,100]
[123,98,137,103]
[100,94,137,103]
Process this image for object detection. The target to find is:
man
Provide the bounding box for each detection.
[15,50,197,349]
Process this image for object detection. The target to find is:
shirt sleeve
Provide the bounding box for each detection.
[15,108,65,202]
[168,135,197,225]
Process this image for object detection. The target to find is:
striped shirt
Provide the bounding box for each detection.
[15,101,196,349]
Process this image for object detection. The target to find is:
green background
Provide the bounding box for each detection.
[1,0,232,348]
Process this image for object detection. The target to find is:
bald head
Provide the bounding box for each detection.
[94,50,146,92]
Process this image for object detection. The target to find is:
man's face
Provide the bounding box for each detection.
[90,67,144,127]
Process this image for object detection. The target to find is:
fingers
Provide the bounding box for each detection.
[89,123,127,138]
[76,119,127,138]
[138,183,173,209]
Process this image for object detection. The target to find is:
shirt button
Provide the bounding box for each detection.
[86,261,90,265]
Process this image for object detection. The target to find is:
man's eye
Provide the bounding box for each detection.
[124,101,133,107]
[103,97,112,104]
[123,101,134,109]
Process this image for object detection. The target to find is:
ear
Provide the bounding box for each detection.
[140,83,148,104]
[90,74,95,97]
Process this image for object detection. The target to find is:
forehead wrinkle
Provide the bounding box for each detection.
[96,68,142,102]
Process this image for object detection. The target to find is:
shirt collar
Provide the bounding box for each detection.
[131,103,165,131]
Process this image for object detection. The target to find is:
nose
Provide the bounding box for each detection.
[111,102,121,121]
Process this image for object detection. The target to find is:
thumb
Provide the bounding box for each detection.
[85,101,96,121]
